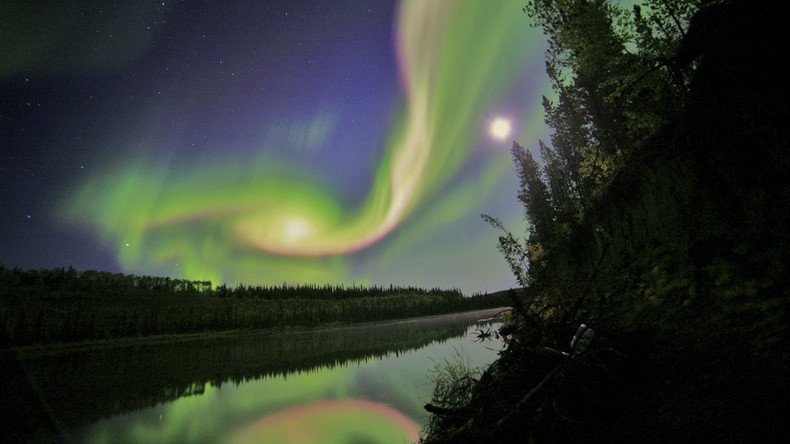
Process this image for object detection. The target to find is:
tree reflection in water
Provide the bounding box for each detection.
[1,309,503,442]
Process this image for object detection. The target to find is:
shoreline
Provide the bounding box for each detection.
[1,306,509,360]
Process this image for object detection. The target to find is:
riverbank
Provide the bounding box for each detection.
[1,306,509,360]
[1,269,509,349]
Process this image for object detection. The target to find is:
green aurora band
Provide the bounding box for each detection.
[62,0,545,287]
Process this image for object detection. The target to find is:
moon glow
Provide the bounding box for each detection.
[490,117,512,141]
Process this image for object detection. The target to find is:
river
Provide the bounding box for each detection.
[1,308,506,443]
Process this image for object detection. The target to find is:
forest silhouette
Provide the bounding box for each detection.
[424,0,789,441]
[0,266,506,348]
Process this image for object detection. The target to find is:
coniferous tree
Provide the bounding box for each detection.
[485,0,715,319]
[523,0,704,199]
[511,141,554,244]
[538,139,577,231]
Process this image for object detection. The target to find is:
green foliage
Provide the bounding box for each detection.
[428,349,481,411]
[422,348,483,440]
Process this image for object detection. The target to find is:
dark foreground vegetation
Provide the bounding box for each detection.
[424,0,789,442]
[0,266,507,348]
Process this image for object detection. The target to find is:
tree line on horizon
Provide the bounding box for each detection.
[0,265,464,300]
[0,266,506,348]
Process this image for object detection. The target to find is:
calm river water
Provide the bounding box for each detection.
[2,308,504,443]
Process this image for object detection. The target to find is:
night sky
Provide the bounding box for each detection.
[0,0,548,294]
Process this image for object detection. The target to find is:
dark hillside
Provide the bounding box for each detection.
[423,1,789,441]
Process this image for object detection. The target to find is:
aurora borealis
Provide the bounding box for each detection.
[1,0,547,293]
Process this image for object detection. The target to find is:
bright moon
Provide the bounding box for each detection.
[490,117,511,141]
